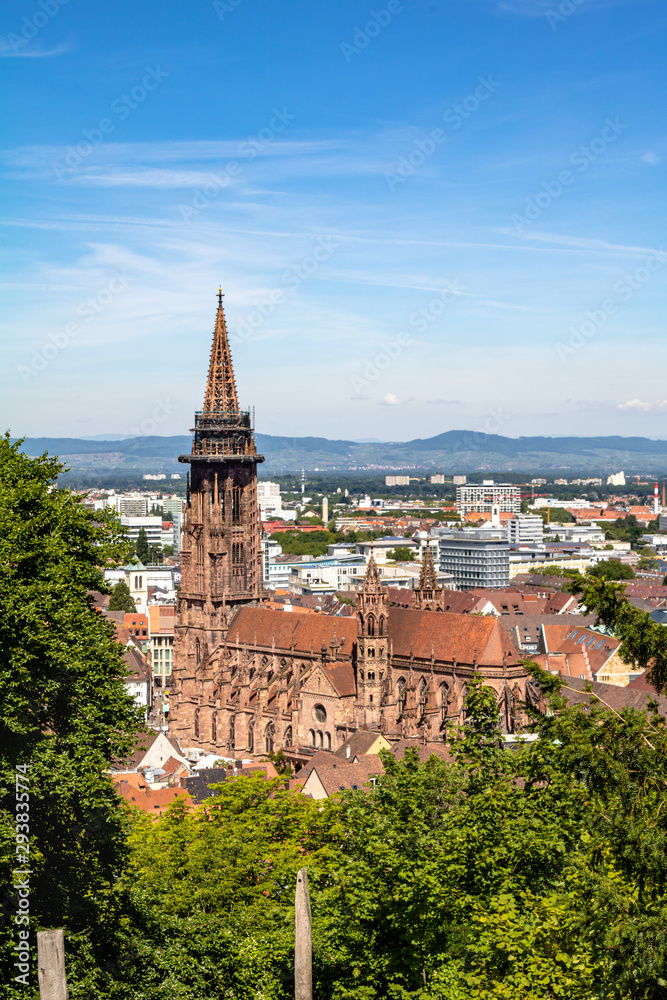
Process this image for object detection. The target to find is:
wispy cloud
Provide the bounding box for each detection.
[618,399,667,412]
[380,393,412,406]
[641,152,659,165]
[0,39,73,58]
[66,169,243,189]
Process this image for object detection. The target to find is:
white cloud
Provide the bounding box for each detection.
[641,152,659,166]
[617,399,667,412]
[380,393,412,406]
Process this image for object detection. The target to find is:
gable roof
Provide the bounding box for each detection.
[334,730,388,760]
[303,756,384,797]
[559,675,667,714]
[226,606,357,657]
[388,608,520,667]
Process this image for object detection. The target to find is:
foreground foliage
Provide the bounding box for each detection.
[3,442,667,997]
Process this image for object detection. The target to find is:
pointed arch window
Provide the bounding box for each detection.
[309,729,316,747]
[194,708,200,740]
[397,677,407,716]
[211,713,217,744]
[229,714,236,746]
[378,616,385,636]
[247,720,254,752]
[195,638,201,666]
[284,725,293,747]
[418,678,428,719]
[367,615,376,637]
[439,681,450,722]
[325,732,332,751]
[232,486,242,523]
[264,722,275,753]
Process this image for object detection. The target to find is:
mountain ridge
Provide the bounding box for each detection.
[14,430,667,475]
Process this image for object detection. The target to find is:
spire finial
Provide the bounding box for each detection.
[203,288,239,413]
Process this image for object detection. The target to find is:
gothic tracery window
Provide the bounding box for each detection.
[397,678,407,715]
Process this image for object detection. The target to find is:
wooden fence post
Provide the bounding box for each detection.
[37,929,69,1000]
[295,867,312,1000]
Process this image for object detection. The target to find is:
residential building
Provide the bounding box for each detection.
[452,475,467,485]
[120,515,163,547]
[430,474,445,484]
[162,498,184,518]
[257,481,283,516]
[456,483,521,517]
[607,471,626,486]
[386,475,410,486]
[439,531,510,590]
[149,605,176,692]
[506,514,544,545]
[115,494,150,516]
[123,644,152,714]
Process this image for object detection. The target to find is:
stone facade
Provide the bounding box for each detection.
[170,292,265,745]
[170,291,533,754]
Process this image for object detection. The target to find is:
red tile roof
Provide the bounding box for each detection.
[227,606,357,656]
[388,608,520,666]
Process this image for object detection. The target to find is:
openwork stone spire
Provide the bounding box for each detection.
[203,289,239,413]
[362,544,384,595]
[414,545,444,611]
[418,545,439,592]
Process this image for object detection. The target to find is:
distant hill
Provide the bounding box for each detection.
[15,431,667,476]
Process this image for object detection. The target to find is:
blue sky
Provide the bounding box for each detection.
[1,0,666,442]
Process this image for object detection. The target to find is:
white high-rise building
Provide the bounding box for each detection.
[506,514,544,545]
[257,481,283,516]
[456,483,521,517]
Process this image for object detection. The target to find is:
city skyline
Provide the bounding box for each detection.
[2,0,666,441]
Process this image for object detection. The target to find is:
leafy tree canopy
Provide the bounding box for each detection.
[108,579,137,613]
[0,434,143,992]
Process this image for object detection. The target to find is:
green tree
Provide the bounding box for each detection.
[147,544,163,565]
[387,545,415,562]
[135,527,150,564]
[588,558,635,580]
[108,580,137,613]
[0,434,143,995]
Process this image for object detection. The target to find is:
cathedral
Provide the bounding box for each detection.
[169,293,532,756]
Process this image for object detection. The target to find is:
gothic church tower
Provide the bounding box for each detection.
[171,291,264,741]
[355,549,389,728]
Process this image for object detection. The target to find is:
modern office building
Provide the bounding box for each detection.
[506,514,544,545]
[456,483,521,517]
[439,531,510,590]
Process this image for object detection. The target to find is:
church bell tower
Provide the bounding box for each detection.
[171,291,264,739]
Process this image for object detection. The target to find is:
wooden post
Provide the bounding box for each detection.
[37,929,69,1000]
[295,867,312,1000]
